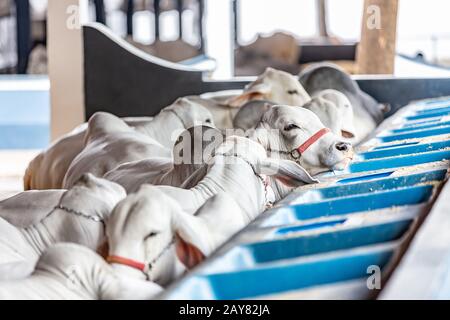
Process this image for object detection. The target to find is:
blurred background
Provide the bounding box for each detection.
[1,0,450,196]
[2,0,450,77]
[2,0,450,152]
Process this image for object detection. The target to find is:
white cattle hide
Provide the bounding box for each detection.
[104,126,224,193]
[62,112,171,189]
[107,136,319,285]
[0,243,162,300]
[0,174,126,281]
[25,97,213,190]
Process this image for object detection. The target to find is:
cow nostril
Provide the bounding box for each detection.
[335,142,350,152]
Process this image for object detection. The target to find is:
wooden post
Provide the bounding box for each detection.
[356,0,399,74]
[47,0,89,140]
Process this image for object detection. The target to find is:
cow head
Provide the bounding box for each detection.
[306,89,356,140]
[226,67,311,107]
[106,185,206,285]
[253,105,354,175]
[165,97,215,129]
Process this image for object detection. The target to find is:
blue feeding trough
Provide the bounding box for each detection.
[406,110,450,121]
[415,105,450,115]
[380,126,450,143]
[204,220,411,273]
[360,141,450,160]
[294,170,445,204]
[402,118,444,128]
[165,246,394,300]
[261,185,433,227]
[391,121,450,134]
[348,150,450,173]
[336,172,394,184]
[275,219,348,235]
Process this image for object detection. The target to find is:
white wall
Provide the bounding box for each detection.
[204,0,233,79]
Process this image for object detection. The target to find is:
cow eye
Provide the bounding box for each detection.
[144,232,159,240]
[287,90,299,95]
[205,119,212,124]
[284,124,300,131]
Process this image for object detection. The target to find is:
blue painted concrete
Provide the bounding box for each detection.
[191,248,393,299]
[373,142,419,150]
[360,141,450,160]
[349,150,450,173]
[416,105,450,115]
[403,118,444,127]
[264,185,433,225]
[380,126,450,143]
[275,219,348,235]
[237,220,410,267]
[0,76,50,149]
[336,172,394,184]
[392,121,450,133]
[407,110,450,121]
[296,170,445,204]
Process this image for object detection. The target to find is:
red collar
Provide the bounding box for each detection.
[291,128,331,159]
[107,255,146,272]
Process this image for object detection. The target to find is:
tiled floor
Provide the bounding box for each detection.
[0,150,39,200]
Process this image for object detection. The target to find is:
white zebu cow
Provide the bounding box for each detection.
[107,136,320,285]
[306,89,357,140]
[62,106,205,188]
[0,174,126,281]
[186,67,311,129]
[227,67,311,107]
[0,190,65,227]
[0,243,162,300]
[299,63,389,143]
[104,126,223,193]
[249,105,353,177]
[24,97,213,190]
[23,117,153,190]
[232,90,357,141]
[104,106,353,194]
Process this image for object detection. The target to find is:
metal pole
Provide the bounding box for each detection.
[177,0,183,39]
[154,0,160,41]
[232,0,239,48]
[198,0,205,52]
[15,0,31,74]
[316,0,328,38]
[126,0,134,36]
[94,0,106,25]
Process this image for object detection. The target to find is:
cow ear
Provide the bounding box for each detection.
[341,130,355,139]
[175,234,206,270]
[174,213,209,270]
[180,165,209,189]
[225,83,272,108]
[257,158,319,186]
[380,103,391,114]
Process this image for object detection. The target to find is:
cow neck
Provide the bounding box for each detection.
[19,191,107,256]
[136,110,184,148]
[159,163,199,187]
[198,155,266,219]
